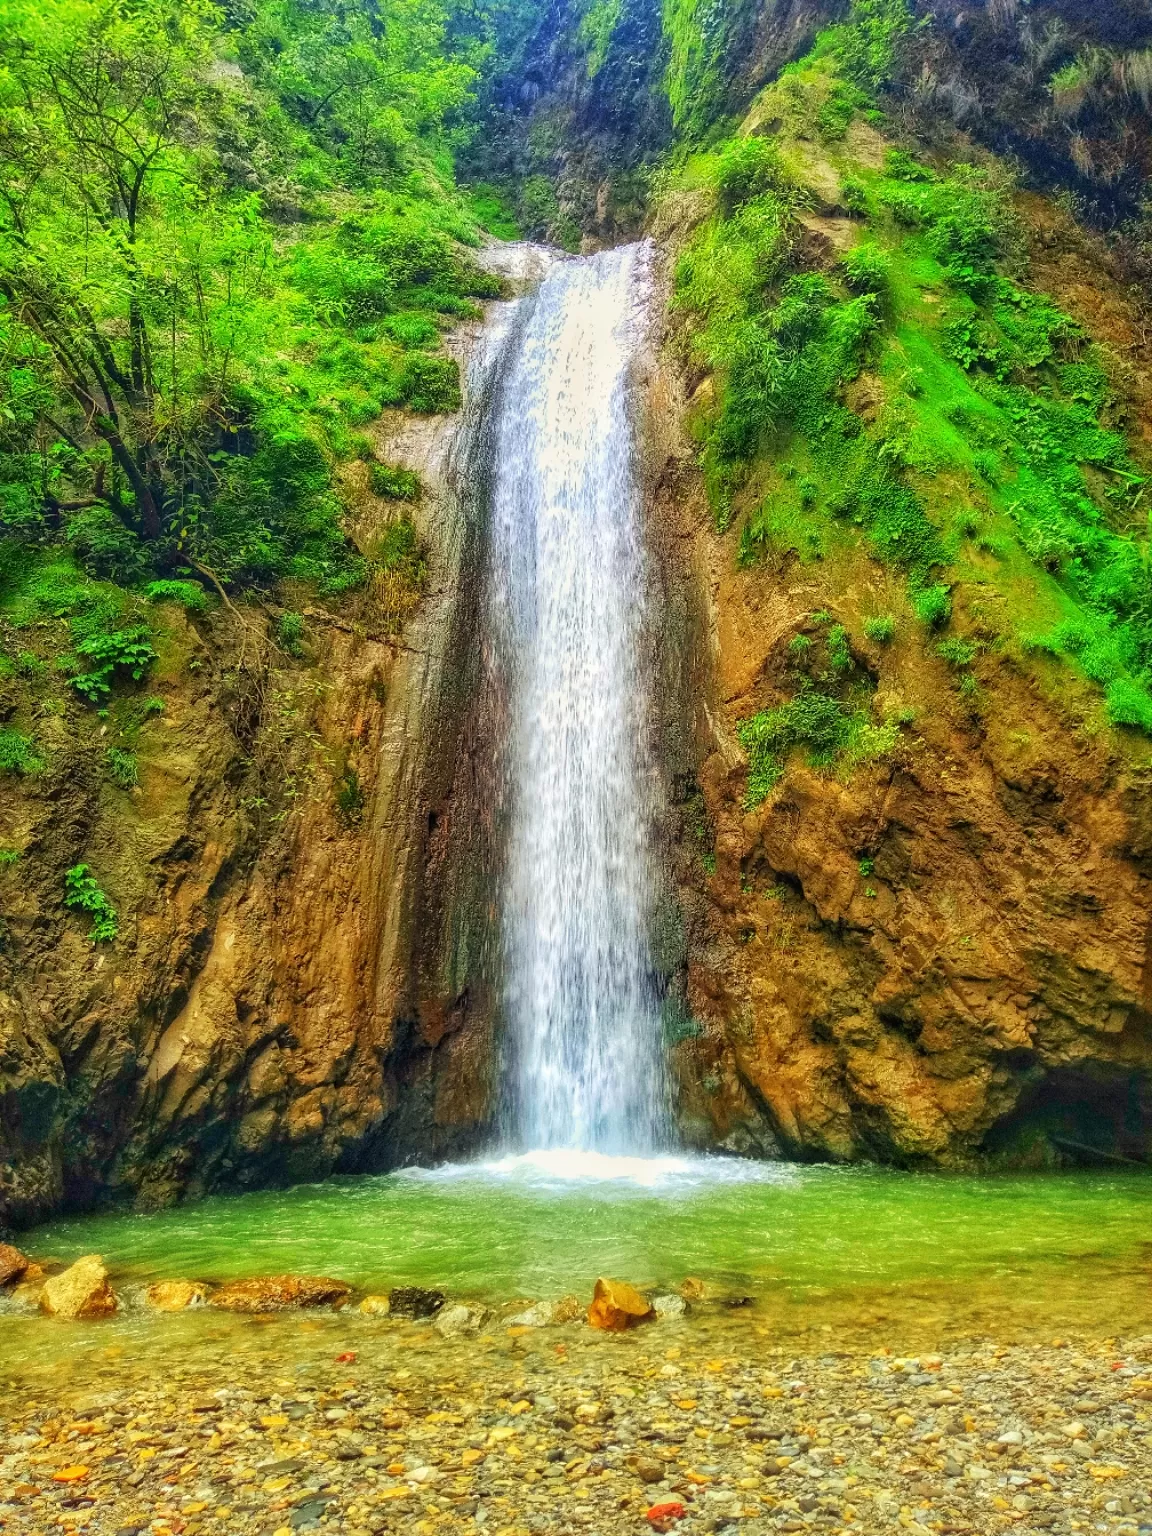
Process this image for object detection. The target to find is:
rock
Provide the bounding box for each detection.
[679,1277,707,1301]
[633,1456,666,1484]
[39,1255,118,1320]
[646,1500,686,1530]
[388,1285,445,1318]
[359,1294,391,1316]
[551,1293,584,1322]
[435,1303,487,1337]
[0,1243,30,1286]
[587,1277,655,1331]
[507,1300,554,1328]
[209,1276,351,1313]
[652,1293,686,1319]
[145,1280,210,1311]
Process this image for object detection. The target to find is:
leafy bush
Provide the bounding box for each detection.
[841,243,892,294]
[63,864,118,943]
[937,636,977,667]
[277,611,306,657]
[145,580,208,612]
[0,728,41,775]
[1106,678,1152,733]
[713,137,797,214]
[864,614,896,643]
[738,688,900,807]
[106,748,140,788]
[71,628,157,703]
[911,584,952,628]
[370,463,421,500]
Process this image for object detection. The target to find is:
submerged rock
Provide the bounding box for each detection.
[359,1293,391,1316]
[435,1303,487,1337]
[145,1280,210,1311]
[209,1275,351,1313]
[652,1292,687,1319]
[388,1285,445,1318]
[0,1243,29,1286]
[587,1276,655,1331]
[506,1299,555,1328]
[39,1255,117,1320]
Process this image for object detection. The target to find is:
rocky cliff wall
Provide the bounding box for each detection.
[644,249,1152,1170]
[0,250,552,1229]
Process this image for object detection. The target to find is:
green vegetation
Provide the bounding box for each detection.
[106,748,140,789]
[669,10,1152,750]
[0,726,40,775]
[864,614,896,643]
[63,862,119,943]
[0,0,504,613]
[370,464,422,501]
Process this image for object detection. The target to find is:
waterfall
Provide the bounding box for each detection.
[483,241,669,1156]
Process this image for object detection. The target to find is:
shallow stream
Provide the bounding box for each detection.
[5,1156,1150,1383]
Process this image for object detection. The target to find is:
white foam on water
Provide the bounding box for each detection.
[399,1149,794,1194]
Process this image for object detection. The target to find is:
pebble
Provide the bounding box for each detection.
[0,1296,1149,1536]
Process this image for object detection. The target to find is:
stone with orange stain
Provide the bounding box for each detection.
[587,1277,655,1331]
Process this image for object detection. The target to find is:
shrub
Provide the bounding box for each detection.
[63,863,118,943]
[71,627,157,702]
[401,354,460,413]
[841,243,892,294]
[911,583,952,628]
[714,136,796,214]
[277,612,306,657]
[335,765,365,824]
[106,747,139,788]
[144,579,208,611]
[0,848,21,866]
[1106,678,1152,733]
[864,614,896,643]
[840,175,870,215]
[0,728,41,775]
[370,463,421,500]
[936,636,977,668]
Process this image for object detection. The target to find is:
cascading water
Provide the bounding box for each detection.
[483,241,670,1157]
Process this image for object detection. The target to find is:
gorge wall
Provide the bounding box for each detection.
[5,0,1152,1229]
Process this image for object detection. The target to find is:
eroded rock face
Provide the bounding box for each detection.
[0,256,554,1229]
[0,1244,28,1286]
[643,257,1152,1170]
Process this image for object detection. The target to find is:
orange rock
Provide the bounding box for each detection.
[0,1243,29,1287]
[145,1280,209,1311]
[586,1277,655,1331]
[646,1500,686,1530]
[679,1277,707,1301]
[40,1257,117,1320]
[51,1467,89,1484]
[208,1276,351,1313]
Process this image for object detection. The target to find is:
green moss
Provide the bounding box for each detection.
[106,747,139,789]
[737,688,901,808]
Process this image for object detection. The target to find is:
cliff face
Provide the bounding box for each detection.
[645,230,1152,1170]
[0,255,556,1230]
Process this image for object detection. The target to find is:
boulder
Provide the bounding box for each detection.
[587,1276,654,1331]
[0,1244,29,1287]
[209,1276,351,1313]
[388,1286,445,1318]
[679,1277,707,1301]
[40,1256,118,1320]
[145,1280,210,1312]
[359,1294,391,1317]
[434,1303,487,1338]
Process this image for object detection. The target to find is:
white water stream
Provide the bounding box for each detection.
[484,241,670,1156]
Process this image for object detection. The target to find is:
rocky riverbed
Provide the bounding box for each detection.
[1,1287,1149,1536]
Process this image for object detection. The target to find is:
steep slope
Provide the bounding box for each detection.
[650,22,1152,1167]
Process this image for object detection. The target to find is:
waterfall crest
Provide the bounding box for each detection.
[484,241,669,1155]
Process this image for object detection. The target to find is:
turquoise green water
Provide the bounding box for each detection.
[21,1154,1152,1314]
